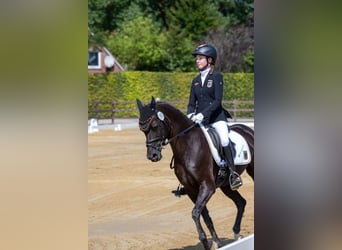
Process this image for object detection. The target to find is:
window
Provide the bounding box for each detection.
[88,51,101,69]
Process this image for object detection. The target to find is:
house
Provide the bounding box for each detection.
[88,46,125,73]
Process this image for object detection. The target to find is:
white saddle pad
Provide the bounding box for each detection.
[229,130,252,165]
[200,124,252,166]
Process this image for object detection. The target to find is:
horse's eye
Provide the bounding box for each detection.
[139,124,148,132]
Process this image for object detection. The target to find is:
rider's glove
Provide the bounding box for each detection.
[187,113,195,120]
[192,113,204,124]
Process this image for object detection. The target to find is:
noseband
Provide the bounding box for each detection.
[139,112,169,151]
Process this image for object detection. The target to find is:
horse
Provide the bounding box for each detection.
[136,97,254,250]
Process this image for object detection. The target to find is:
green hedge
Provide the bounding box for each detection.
[88,71,254,118]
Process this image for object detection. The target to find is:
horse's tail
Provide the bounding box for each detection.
[231,123,254,180]
[231,124,254,145]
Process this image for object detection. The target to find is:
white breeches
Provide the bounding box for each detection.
[211,121,230,147]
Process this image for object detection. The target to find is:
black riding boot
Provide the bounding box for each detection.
[216,144,243,190]
[216,145,230,187]
[225,143,243,190]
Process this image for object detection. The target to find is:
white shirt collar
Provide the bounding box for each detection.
[200,68,210,85]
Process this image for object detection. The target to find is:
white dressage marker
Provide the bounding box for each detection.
[114,124,122,131]
[88,118,99,133]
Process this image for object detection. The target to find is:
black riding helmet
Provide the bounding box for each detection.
[192,44,217,65]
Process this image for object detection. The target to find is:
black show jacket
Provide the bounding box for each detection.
[187,68,232,125]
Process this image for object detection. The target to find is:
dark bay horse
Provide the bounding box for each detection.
[136,97,254,250]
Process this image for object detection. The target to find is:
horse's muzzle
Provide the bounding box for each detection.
[147,149,162,162]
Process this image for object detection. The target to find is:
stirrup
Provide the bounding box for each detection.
[229,171,243,190]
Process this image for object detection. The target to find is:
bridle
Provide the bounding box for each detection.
[139,112,169,151]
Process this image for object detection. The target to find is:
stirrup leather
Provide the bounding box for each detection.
[218,164,227,177]
[215,164,227,187]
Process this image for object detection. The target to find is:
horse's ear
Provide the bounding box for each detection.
[136,99,143,113]
[150,96,156,109]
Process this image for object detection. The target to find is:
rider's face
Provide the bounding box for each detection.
[195,55,208,70]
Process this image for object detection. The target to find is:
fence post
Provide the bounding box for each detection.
[233,100,237,122]
[95,101,99,120]
[111,101,115,124]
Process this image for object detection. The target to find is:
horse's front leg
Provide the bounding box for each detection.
[190,183,216,250]
[202,206,221,247]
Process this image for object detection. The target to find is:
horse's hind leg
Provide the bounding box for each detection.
[201,206,221,247]
[246,162,254,180]
[220,187,246,240]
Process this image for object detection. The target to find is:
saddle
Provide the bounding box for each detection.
[200,124,251,166]
[207,126,236,159]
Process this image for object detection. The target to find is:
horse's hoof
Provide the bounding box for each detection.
[210,241,218,250]
[234,233,243,240]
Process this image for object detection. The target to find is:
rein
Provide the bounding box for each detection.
[140,109,197,149]
[163,122,197,146]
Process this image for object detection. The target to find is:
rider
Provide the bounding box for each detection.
[187,44,243,190]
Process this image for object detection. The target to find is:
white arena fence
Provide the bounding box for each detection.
[219,234,254,250]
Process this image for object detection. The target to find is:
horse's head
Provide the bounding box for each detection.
[136,97,169,162]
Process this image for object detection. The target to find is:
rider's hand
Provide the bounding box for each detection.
[193,113,204,124]
[187,113,195,119]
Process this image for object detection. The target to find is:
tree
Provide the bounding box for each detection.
[88,0,135,31]
[88,0,254,72]
[205,6,254,72]
[214,0,254,25]
[106,15,169,71]
[205,23,254,72]
[164,0,224,71]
